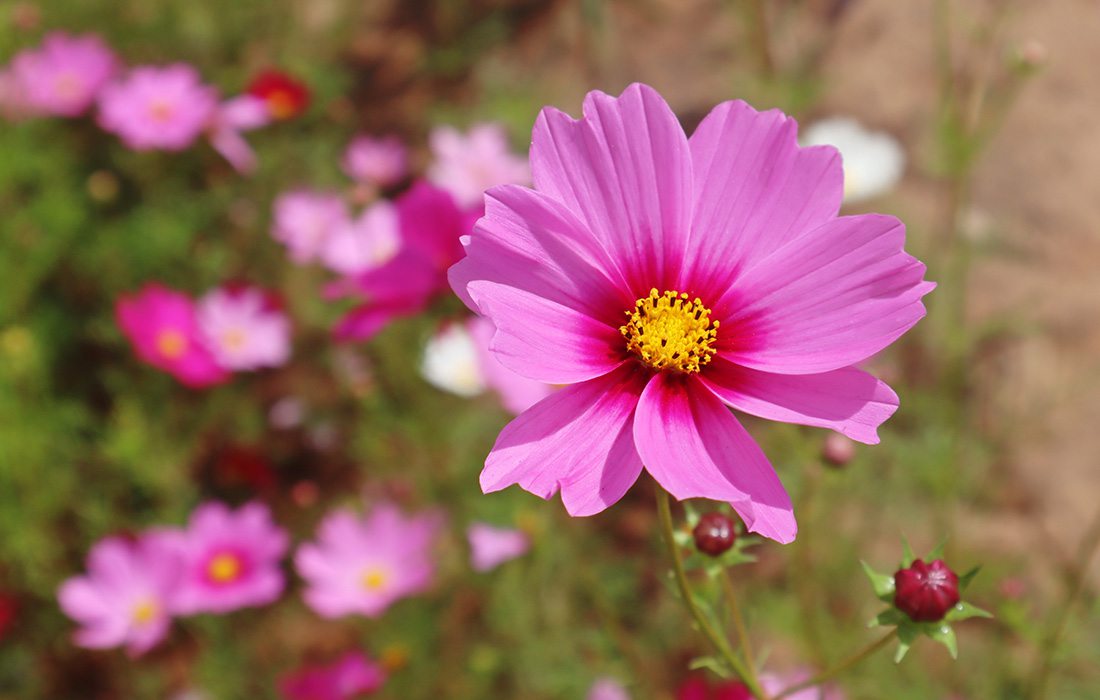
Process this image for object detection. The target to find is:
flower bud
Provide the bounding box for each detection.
[894,558,960,622]
[822,433,856,467]
[692,512,736,556]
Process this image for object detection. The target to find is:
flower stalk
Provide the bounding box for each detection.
[774,630,897,699]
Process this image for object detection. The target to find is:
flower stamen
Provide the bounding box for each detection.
[620,289,718,374]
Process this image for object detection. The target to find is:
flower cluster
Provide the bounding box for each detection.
[0,32,307,172]
[116,283,292,388]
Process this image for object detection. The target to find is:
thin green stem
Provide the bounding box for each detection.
[775,630,897,699]
[720,570,759,680]
[1030,504,1100,700]
[656,487,770,700]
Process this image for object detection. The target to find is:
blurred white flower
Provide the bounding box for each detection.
[420,321,486,398]
[801,117,905,203]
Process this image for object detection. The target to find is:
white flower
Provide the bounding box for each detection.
[420,322,486,398]
[801,116,905,203]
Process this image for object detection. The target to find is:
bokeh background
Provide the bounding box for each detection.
[1,0,1099,698]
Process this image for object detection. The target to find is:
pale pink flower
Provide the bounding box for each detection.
[467,523,530,572]
[171,502,289,615]
[57,534,182,656]
[342,135,408,187]
[296,502,442,618]
[450,84,933,543]
[197,286,291,371]
[271,190,350,264]
[116,284,230,388]
[759,671,844,700]
[319,200,401,276]
[97,64,218,151]
[428,122,530,207]
[588,678,630,700]
[209,94,271,174]
[10,32,116,117]
[280,651,386,700]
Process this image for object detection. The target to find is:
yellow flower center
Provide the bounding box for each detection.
[131,598,158,624]
[221,328,247,351]
[207,553,242,584]
[620,288,719,374]
[360,567,388,591]
[149,100,174,123]
[156,329,187,359]
[266,91,297,120]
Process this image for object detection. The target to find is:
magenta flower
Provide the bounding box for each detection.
[467,523,530,572]
[116,284,230,388]
[328,181,475,341]
[197,285,291,371]
[9,32,116,117]
[319,200,401,276]
[57,534,182,656]
[209,94,271,174]
[295,502,442,618]
[171,501,289,615]
[342,134,409,188]
[469,317,555,413]
[271,190,350,265]
[97,64,218,151]
[449,84,933,543]
[428,122,530,207]
[280,651,386,700]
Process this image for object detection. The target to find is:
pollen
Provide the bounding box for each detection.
[131,598,158,624]
[207,552,242,584]
[361,567,388,591]
[620,288,719,374]
[156,329,187,359]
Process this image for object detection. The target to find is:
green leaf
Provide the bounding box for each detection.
[957,565,982,591]
[862,560,896,602]
[945,601,993,622]
[928,623,958,659]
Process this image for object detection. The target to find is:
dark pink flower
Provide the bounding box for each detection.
[116,284,230,388]
[450,84,932,543]
[280,651,386,700]
[894,559,960,622]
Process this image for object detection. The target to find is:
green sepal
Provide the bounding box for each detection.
[861,560,896,602]
[900,537,916,567]
[688,655,730,678]
[928,623,958,659]
[683,501,702,528]
[927,537,948,562]
[957,565,982,592]
[871,608,907,628]
[894,623,918,663]
[945,600,993,622]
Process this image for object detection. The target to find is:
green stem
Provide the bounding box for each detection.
[720,570,760,684]
[775,630,897,699]
[656,487,770,700]
[1030,505,1100,700]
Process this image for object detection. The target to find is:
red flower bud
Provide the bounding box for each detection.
[247,70,310,120]
[893,558,960,622]
[693,512,736,556]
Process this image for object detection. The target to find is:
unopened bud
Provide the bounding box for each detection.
[894,558,960,622]
[692,512,736,556]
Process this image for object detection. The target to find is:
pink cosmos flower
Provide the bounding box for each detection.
[116,284,230,388]
[97,64,218,151]
[428,122,530,207]
[9,32,116,117]
[449,84,933,543]
[170,501,289,615]
[197,286,291,371]
[271,190,350,264]
[295,502,442,618]
[328,181,476,341]
[319,200,401,276]
[467,522,530,572]
[209,94,271,174]
[57,534,182,656]
[342,135,409,188]
[280,651,386,700]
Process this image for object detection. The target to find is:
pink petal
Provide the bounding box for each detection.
[448,184,630,323]
[717,213,934,375]
[481,365,647,516]
[530,83,692,292]
[633,374,796,543]
[210,126,258,174]
[699,357,898,444]
[684,100,841,296]
[466,281,625,384]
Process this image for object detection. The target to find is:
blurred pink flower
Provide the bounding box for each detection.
[319,200,401,276]
[9,32,116,117]
[328,181,474,341]
[57,534,182,656]
[467,522,530,572]
[271,190,350,264]
[0,67,32,121]
[450,84,933,543]
[296,502,442,618]
[588,677,630,700]
[428,122,530,207]
[280,651,386,700]
[97,64,218,151]
[209,94,270,174]
[197,285,291,371]
[116,284,230,388]
[759,671,843,700]
[677,672,841,700]
[171,501,289,615]
[342,134,408,188]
